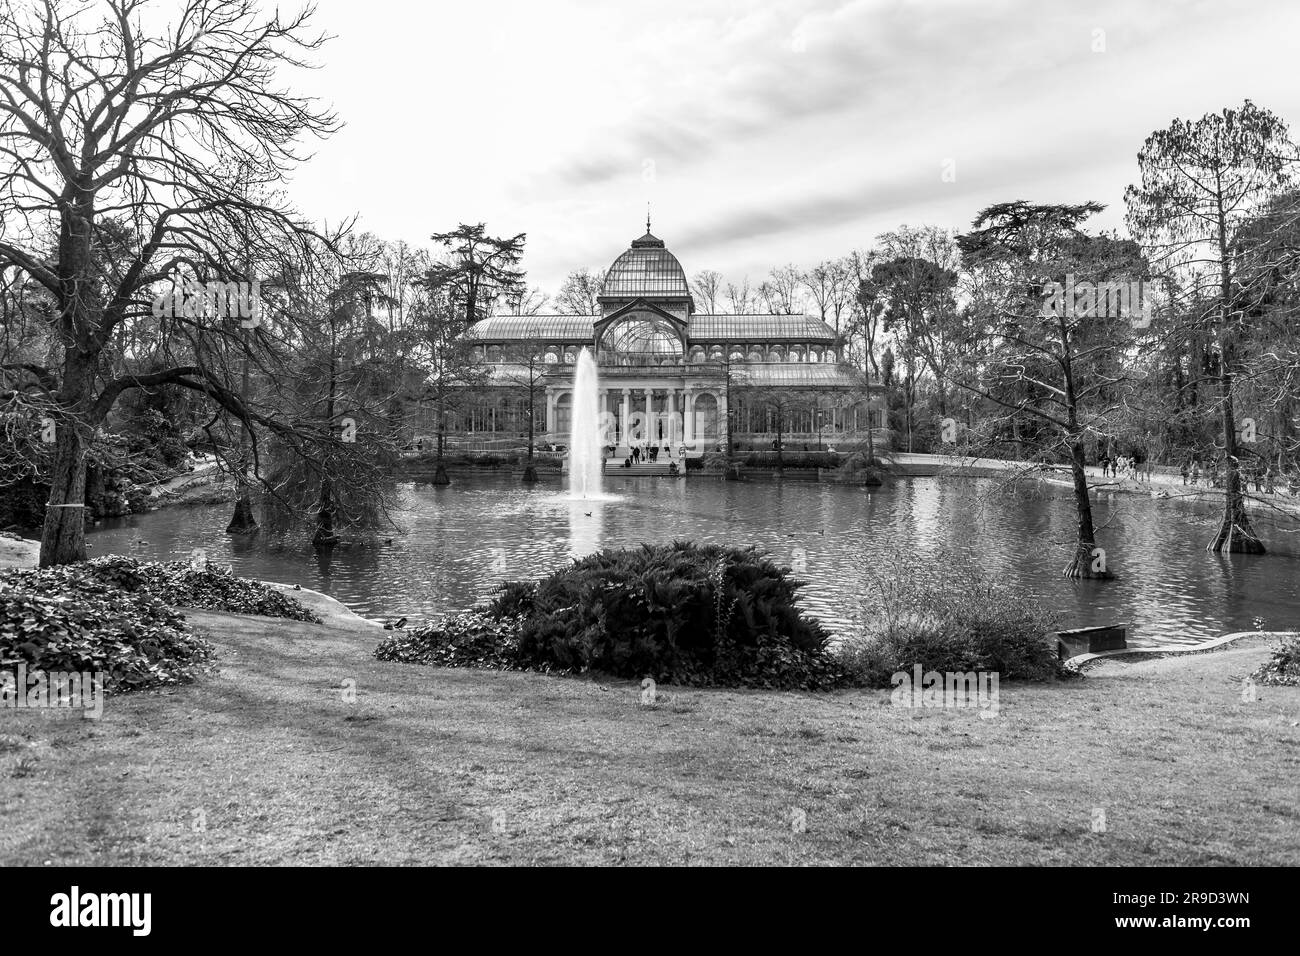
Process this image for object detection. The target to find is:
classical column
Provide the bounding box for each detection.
[717,392,728,445]
[624,387,634,447]
[544,389,556,436]
[666,390,676,443]
[684,391,695,445]
[645,388,653,440]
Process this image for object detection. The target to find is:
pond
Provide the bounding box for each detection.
[88,475,1300,647]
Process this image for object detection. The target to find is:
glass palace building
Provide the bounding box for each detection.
[455,227,885,456]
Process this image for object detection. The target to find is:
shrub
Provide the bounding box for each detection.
[835,452,890,485]
[0,582,212,692]
[740,451,843,469]
[378,543,844,690]
[1250,634,1300,686]
[0,556,319,623]
[836,554,1065,686]
[375,609,525,670]
[497,542,839,688]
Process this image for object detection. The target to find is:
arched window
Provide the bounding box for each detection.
[729,348,744,362]
[555,393,573,434]
[747,348,764,362]
[486,345,502,363]
[597,314,683,365]
[689,345,706,363]
[808,348,821,363]
[564,349,577,364]
[768,346,785,362]
[789,346,803,363]
[708,345,724,361]
[693,393,719,440]
[544,351,559,364]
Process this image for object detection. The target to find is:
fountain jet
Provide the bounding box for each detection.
[568,347,603,499]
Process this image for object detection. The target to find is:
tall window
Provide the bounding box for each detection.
[693,393,719,439]
[555,394,573,435]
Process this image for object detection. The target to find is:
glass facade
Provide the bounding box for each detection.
[440,226,888,450]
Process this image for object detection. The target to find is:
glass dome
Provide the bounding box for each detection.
[601,231,691,299]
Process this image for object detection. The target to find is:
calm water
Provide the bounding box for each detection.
[89,476,1300,647]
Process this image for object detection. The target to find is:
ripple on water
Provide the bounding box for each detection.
[88,476,1300,647]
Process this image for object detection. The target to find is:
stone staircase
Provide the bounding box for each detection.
[604,459,680,477]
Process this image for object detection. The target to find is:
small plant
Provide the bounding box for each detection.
[376,609,526,670]
[836,551,1065,687]
[1250,634,1300,686]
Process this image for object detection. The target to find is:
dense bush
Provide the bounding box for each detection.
[1250,634,1300,686]
[836,554,1066,687]
[0,556,320,623]
[0,579,212,692]
[378,542,844,689]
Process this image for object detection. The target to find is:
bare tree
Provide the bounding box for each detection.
[0,0,340,566]
[690,269,722,314]
[846,251,882,378]
[759,264,803,314]
[554,268,605,315]
[724,277,755,314]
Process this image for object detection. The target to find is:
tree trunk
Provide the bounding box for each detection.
[40,349,98,567]
[1062,437,1113,579]
[40,416,91,567]
[40,189,99,568]
[226,491,258,534]
[775,407,784,474]
[1209,218,1264,554]
[527,383,536,461]
[313,477,338,547]
[227,336,258,534]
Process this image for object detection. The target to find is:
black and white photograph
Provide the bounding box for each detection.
[0,0,1296,915]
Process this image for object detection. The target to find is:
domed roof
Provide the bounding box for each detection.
[601,231,691,299]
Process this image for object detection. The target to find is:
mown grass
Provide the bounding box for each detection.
[1,592,1296,866]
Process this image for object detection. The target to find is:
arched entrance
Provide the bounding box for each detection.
[694,393,719,441]
[555,393,572,436]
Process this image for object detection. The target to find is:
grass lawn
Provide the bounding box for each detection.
[1,584,1297,866]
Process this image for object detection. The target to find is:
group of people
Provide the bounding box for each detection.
[1179,458,1300,496]
[627,441,672,464]
[615,441,682,470]
[1098,453,1151,483]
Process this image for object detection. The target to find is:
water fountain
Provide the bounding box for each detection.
[568,347,603,499]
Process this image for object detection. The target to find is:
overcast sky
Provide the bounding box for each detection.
[283,0,1300,295]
